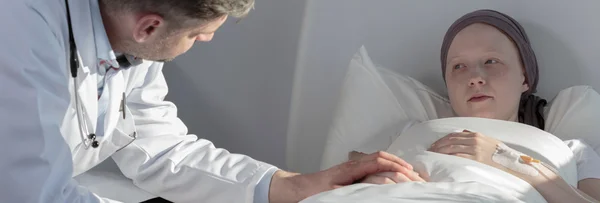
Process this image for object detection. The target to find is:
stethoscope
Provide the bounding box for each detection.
[66,0,136,150]
[66,0,98,149]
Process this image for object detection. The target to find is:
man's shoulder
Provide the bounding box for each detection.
[25,0,67,26]
[2,0,67,44]
[1,0,68,68]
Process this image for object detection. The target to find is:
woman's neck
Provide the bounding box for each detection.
[507,111,519,122]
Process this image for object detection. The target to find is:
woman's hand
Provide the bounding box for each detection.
[428,130,503,168]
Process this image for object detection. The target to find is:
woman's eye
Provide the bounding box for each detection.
[454,64,464,70]
[485,59,498,64]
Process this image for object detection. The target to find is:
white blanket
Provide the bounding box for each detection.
[303,117,577,203]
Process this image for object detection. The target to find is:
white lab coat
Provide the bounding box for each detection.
[0,0,275,202]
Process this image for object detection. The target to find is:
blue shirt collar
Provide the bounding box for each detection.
[89,0,142,70]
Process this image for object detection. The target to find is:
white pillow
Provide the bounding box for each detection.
[545,85,600,154]
[320,46,600,170]
[320,46,453,169]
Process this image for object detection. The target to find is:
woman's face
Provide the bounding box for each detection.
[445,23,529,121]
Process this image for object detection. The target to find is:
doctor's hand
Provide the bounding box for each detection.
[268,151,414,203]
[360,171,426,184]
[428,130,503,168]
[350,151,426,184]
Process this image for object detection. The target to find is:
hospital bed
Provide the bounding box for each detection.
[303,46,600,202]
[286,0,600,174]
[287,0,600,202]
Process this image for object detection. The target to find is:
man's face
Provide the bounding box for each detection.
[115,15,228,62]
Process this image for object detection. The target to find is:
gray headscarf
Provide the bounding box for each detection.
[440,9,547,129]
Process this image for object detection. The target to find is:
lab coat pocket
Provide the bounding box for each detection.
[70,111,135,175]
[111,107,137,152]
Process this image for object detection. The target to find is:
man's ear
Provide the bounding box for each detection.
[132,14,164,43]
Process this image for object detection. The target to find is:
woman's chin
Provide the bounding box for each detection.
[465,112,500,120]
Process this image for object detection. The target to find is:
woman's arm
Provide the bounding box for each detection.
[506,163,599,203]
[579,179,600,202]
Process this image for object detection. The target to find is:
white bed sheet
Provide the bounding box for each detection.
[304,117,577,203]
[302,182,526,203]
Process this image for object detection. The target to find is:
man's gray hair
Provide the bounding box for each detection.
[102,0,255,22]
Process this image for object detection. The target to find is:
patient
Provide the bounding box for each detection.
[351,9,600,202]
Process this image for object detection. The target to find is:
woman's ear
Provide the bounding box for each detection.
[522,82,530,93]
[521,70,530,93]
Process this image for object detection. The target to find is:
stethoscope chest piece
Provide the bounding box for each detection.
[88,133,99,148]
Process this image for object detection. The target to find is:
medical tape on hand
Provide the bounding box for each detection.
[492,143,539,176]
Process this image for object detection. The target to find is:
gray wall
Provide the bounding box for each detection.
[287,0,600,173]
[163,0,306,169]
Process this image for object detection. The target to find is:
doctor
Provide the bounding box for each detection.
[0,0,420,202]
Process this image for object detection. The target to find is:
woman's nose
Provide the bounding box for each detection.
[468,68,486,87]
[469,77,486,86]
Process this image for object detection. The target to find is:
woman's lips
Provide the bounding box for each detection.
[468,95,492,102]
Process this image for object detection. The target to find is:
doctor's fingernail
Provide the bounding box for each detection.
[463,129,471,132]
